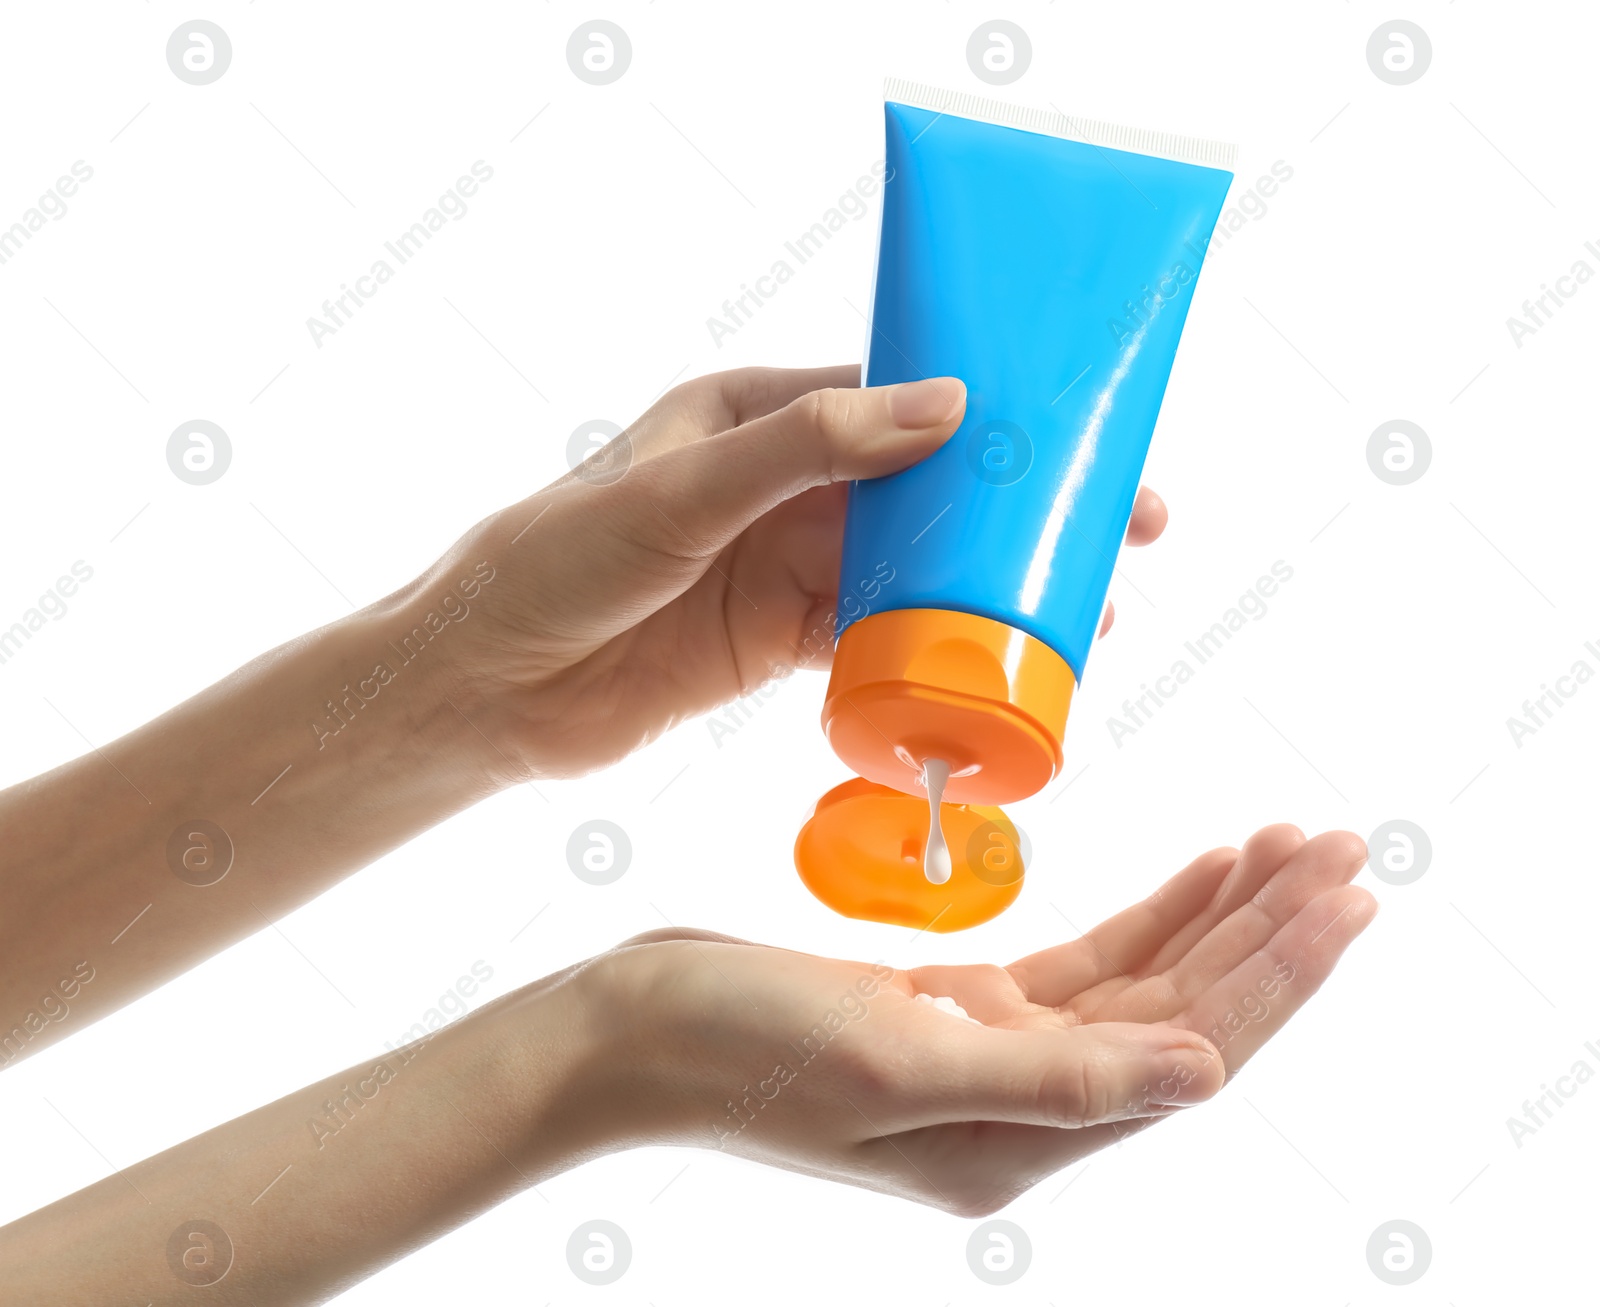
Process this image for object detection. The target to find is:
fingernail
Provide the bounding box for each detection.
[1145,1046,1220,1109]
[888,378,964,429]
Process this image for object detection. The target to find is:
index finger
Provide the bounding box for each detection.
[621,364,863,466]
[1005,844,1238,1008]
[715,364,864,427]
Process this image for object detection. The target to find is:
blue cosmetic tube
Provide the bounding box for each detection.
[812,79,1235,806]
[796,82,1234,929]
[793,81,1228,927]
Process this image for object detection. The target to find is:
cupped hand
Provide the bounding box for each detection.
[418,365,1167,779]
[582,826,1374,1215]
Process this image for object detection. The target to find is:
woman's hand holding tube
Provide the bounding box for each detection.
[421,363,1165,782]
[0,363,1164,1064]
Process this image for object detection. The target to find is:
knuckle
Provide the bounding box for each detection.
[642,374,713,429]
[600,464,706,564]
[944,1189,1007,1219]
[1061,1052,1118,1127]
[803,387,858,446]
[712,366,783,425]
[966,963,1010,991]
[613,929,671,949]
[727,365,774,407]
[676,369,731,410]
[837,1038,900,1099]
[602,497,675,560]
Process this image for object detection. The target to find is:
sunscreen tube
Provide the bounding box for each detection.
[795,81,1235,931]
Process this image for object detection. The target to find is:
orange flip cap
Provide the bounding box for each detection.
[820,608,1075,806]
[794,777,1026,932]
[795,608,1076,931]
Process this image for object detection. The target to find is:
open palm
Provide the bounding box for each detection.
[609,825,1374,1215]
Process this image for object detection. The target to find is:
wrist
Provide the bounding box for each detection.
[554,941,746,1151]
[352,561,523,794]
[479,955,663,1167]
[378,521,560,791]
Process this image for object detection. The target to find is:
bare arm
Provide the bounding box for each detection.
[1,365,980,1066]
[0,584,500,1068]
[0,830,1376,1304]
[0,962,607,1305]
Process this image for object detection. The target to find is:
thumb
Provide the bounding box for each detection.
[612,377,966,561]
[918,1021,1225,1130]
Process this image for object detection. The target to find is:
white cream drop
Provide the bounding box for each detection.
[913,992,980,1023]
[920,758,951,885]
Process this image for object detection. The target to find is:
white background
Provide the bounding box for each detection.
[1,1,1594,1302]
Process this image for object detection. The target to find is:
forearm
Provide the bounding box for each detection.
[0,962,612,1305]
[0,559,515,1067]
